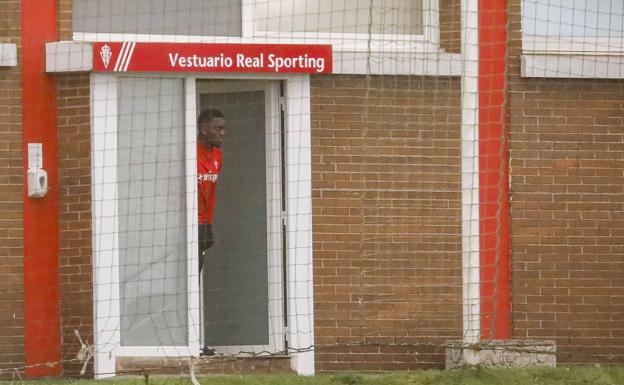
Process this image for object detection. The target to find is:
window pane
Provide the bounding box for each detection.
[255,0,423,35]
[73,0,242,36]
[118,78,187,346]
[523,0,624,37]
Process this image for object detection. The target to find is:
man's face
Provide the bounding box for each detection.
[199,117,226,148]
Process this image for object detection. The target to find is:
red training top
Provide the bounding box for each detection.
[197,144,222,224]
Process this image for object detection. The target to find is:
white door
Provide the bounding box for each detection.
[92,75,200,378]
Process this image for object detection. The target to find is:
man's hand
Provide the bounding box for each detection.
[199,223,215,273]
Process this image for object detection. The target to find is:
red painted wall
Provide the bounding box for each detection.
[21,0,61,376]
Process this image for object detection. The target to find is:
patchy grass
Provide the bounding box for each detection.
[3,367,624,385]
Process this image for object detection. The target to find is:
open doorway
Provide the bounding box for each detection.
[196,80,285,355]
[92,74,314,377]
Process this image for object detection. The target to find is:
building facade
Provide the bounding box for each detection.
[0,0,622,378]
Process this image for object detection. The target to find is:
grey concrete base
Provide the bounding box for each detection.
[446,340,556,369]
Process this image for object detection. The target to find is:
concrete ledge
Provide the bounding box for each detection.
[0,43,17,67]
[522,54,624,79]
[46,41,93,72]
[446,340,556,369]
[116,355,293,376]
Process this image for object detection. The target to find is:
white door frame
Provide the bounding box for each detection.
[195,79,284,356]
[91,72,314,378]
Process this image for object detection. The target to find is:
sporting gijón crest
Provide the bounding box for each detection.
[95,42,137,72]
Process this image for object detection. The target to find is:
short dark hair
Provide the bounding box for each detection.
[197,108,224,127]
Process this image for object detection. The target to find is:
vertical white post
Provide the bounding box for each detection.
[461,0,480,344]
[91,73,120,379]
[241,0,255,38]
[285,75,315,375]
[185,77,201,355]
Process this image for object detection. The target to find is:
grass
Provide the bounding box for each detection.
[2,367,624,385]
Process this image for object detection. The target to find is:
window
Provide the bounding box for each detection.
[523,0,623,38]
[73,0,439,53]
[252,0,434,52]
[522,0,624,78]
[73,0,243,36]
[255,0,422,35]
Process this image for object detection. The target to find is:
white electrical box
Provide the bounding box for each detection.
[27,168,48,198]
[27,143,48,198]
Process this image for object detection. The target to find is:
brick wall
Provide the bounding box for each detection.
[56,73,93,376]
[439,0,461,53]
[508,1,624,364]
[57,0,73,41]
[311,75,463,370]
[0,0,25,375]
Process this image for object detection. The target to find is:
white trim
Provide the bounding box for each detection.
[523,36,624,55]
[522,35,624,79]
[91,73,120,379]
[522,54,624,79]
[266,82,286,354]
[284,75,314,375]
[0,43,17,67]
[185,77,201,357]
[241,0,255,38]
[460,0,480,345]
[194,79,285,356]
[424,0,440,47]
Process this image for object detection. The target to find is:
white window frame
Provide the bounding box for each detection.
[244,0,440,52]
[92,72,314,378]
[72,0,439,53]
[522,36,624,79]
[523,36,624,55]
[521,0,624,79]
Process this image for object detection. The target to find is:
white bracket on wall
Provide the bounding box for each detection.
[45,41,93,73]
[0,43,17,67]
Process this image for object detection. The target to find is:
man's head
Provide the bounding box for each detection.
[197,109,225,148]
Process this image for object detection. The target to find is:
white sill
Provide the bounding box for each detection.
[0,43,17,67]
[522,35,624,79]
[522,54,624,79]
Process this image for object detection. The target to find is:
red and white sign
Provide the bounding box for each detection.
[93,42,332,74]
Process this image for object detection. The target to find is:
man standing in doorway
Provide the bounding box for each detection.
[197,109,225,274]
